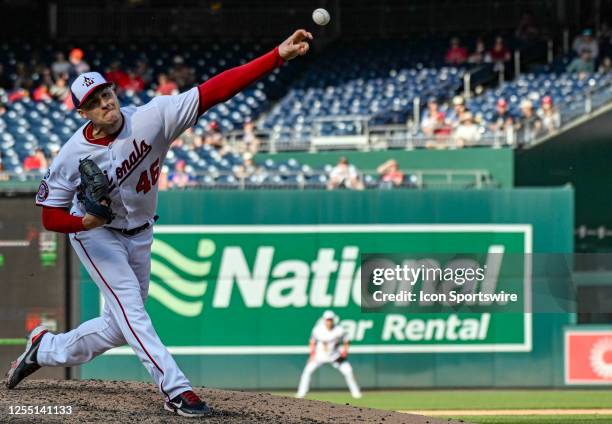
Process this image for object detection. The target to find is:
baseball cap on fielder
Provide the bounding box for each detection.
[71,72,112,109]
[323,310,336,320]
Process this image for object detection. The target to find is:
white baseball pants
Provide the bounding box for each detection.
[36,226,191,401]
[297,359,362,398]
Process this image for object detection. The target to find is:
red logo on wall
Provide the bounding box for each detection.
[565,330,612,384]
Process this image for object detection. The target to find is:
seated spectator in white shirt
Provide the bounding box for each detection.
[327,157,364,190]
[453,112,481,148]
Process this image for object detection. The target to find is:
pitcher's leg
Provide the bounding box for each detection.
[37,303,125,366]
[127,227,192,397]
[72,230,191,400]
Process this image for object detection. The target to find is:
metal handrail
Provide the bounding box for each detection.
[0,169,494,191]
[222,77,612,152]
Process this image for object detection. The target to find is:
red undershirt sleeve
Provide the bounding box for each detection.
[197,46,284,116]
[42,206,86,233]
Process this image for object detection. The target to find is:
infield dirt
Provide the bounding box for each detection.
[0,379,467,423]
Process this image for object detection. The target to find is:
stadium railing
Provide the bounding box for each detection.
[0,169,495,191]
[225,79,612,152]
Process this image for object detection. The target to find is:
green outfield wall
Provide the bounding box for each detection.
[79,187,573,389]
[258,148,514,188]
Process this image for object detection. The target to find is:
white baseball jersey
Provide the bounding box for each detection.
[36,88,199,229]
[34,88,200,400]
[298,320,361,398]
[311,323,347,363]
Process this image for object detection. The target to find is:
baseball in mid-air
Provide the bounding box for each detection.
[312,8,330,26]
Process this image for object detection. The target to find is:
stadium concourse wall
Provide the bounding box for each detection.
[257,148,514,188]
[77,187,575,389]
[515,105,612,252]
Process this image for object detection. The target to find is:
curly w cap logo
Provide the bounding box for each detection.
[565,331,612,384]
[148,238,214,317]
[82,76,95,87]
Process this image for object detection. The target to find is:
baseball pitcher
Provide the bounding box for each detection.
[5,30,312,417]
[296,310,362,399]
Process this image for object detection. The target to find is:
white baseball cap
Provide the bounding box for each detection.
[323,310,336,320]
[70,72,112,109]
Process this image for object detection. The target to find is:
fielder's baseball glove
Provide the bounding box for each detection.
[77,158,114,223]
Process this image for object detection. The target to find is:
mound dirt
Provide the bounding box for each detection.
[0,379,467,423]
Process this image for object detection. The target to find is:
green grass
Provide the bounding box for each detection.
[274,390,612,410]
[449,416,612,424]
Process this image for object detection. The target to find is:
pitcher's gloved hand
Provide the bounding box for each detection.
[77,158,114,223]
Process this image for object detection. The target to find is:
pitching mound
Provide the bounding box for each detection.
[0,379,465,423]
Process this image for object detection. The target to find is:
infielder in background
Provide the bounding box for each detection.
[5,29,312,417]
[296,310,362,399]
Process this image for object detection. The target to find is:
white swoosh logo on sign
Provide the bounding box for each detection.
[148,283,205,317]
[150,261,207,297]
[148,238,214,317]
[151,239,212,276]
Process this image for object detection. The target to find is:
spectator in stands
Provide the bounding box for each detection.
[125,70,145,93]
[421,97,442,136]
[177,127,197,150]
[23,148,48,172]
[171,56,195,91]
[490,98,514,133]
[241,121,261,154]
[51,53,71,79]
[537,96,561,133]
[573,29,599,60]
[598,57,612,73]
[14,62,33,91]
[425,111,453,149]
[377,159,404,189]
[567,50,595,75]
[234,152,261,180]
[468,38,488,64]
[516,99,542,142]
[68,48,90,78]
[33,84,52,102]
[0,102,6,116]
[106,61,130,92]
[205,121,228,154]
[8,88,29,103]
[445,37,468,65]
[490,36,511,71]
[155,73,178,96]
[447,95,467,129]
[169,160,192,189]
[327,157,364,191]
[454,111,481,148]
[39,68,55,88]
[50,74,70,101]
[136,60,154,87]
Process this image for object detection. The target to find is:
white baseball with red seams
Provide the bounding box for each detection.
[35,88,200,400]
